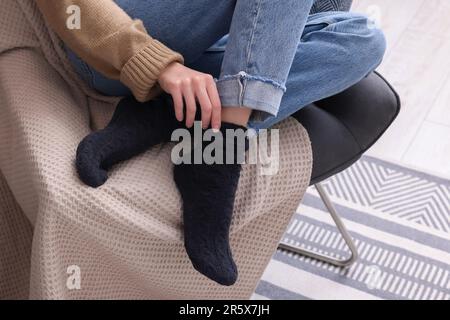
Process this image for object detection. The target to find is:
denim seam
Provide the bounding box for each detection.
[245,0,263,73]
[217,73,287,92]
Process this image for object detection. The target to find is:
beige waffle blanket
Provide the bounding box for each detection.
[0,0,312,299]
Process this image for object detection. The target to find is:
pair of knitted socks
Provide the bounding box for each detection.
[76,96,247,285]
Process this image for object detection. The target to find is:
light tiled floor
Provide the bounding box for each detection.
[352,0,450,179]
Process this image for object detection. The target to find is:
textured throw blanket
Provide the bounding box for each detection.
[0,0,312,299]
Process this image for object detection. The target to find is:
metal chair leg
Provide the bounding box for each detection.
[278,183,358,267]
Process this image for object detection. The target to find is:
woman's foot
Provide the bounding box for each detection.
[173,122,248,285]
[76,96,180,187]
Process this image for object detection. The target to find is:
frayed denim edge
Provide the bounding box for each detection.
[216,72,287,93]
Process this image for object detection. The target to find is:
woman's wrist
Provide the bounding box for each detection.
[120,40,184,102]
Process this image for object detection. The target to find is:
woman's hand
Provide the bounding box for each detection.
[158,62,221,130]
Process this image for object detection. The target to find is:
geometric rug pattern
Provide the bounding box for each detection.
[254,156,450,300]
[323,157,449,233]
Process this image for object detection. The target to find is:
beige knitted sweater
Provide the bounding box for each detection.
[35,0,184,102]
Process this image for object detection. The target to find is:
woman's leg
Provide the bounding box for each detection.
[217,0,314,126]
[75,0,239,186]
[191,11,387,130]
[175,11,385,285]
[69,0,315,125]
[251,11,387,130]
[173,0,316,286]
[75,0,239,188]
[79,1,375,286]
[74,0,314,286]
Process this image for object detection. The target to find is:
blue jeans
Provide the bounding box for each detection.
[67,0,386,130]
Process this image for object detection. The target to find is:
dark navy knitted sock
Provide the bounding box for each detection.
[173,123,248,286]
[76,95,181,187]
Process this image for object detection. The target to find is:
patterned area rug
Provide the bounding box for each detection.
[253,156,450,300]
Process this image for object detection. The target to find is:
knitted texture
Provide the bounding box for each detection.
[0,0,312,299]
[174,123,248,285]
[76,95,181,187]
[34,0,184,103]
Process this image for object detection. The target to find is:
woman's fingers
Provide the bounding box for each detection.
[158,64,224,129]
[194,77,213,129]
[161,68,222,129]
[171,86,184,122]
[206,78,222,130]
[182,80,197,128]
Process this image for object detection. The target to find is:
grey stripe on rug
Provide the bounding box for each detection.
[254,156,450,300]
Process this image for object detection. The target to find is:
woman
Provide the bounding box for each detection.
[35,0,386,286]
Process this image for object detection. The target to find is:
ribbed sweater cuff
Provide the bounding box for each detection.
[120,39,184,102]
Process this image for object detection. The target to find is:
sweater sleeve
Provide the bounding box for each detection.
[35,0,184,102]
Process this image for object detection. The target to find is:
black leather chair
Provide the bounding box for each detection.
[278,72,401,266]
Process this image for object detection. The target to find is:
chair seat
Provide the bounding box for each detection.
[293,72,401,185]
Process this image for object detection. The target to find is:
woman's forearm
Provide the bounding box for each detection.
[35,0,184,101]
